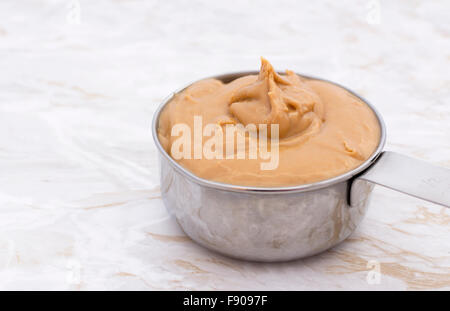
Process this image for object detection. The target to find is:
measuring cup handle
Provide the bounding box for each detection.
[353,151,450,208]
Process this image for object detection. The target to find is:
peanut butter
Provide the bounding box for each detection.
[157,58,380,187]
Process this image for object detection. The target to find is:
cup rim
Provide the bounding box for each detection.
[151,71,387,194]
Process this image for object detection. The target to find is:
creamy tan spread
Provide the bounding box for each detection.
[157,58,380,187]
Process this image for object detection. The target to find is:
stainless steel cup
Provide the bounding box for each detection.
[152,72,450,262]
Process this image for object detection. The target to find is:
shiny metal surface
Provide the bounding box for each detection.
[160,151,375,261]
[356,151,450,208]
[152,71,386,262]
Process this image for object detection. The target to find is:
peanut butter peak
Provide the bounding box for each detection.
[229,57,324,139]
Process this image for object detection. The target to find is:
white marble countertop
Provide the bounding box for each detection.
[0,0,449,290]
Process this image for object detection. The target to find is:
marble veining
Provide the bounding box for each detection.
[0,0,449,290]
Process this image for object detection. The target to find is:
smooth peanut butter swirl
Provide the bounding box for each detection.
[157,58,380,187]
[229,58,324,140]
